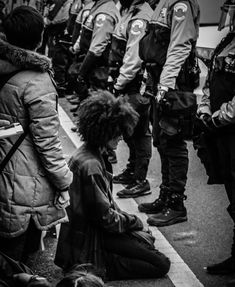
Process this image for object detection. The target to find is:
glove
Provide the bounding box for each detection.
[200,114,217,131]
[113,87,123,97]
[155,84,169,103]
[54,190,70,210]
[79,51,100,79]
[75,75,89,101]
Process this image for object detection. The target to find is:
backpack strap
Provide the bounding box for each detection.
[0,70,28,174]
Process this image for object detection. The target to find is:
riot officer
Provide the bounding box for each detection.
[138,0,200,226]
[197,0,235,280]
[109,0,153,198]
[65,0,94,99]
[75,0,120,102]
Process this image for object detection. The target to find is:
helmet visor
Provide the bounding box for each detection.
[218,4,235,31]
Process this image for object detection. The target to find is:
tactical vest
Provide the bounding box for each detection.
[139,0,200,91]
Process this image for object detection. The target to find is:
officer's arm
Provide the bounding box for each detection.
[114,19,147,91]
[47,0,67,21]
[197,74,212,116]
[160,1,198,89]
[78,13,116,77]
[89,13,116,56]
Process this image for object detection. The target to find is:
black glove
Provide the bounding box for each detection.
[201,114,217,131]
[78,51,100,79]
[75,75,89,102]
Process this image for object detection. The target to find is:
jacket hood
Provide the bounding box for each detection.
[0,37,52,75]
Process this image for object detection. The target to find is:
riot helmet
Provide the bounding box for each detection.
[218,0,235,31]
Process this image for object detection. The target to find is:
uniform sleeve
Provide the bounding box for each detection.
[47,0,66,21]
[114,19,147,90]
[160,1,198,89]
[83,173,143,233]
[212,94,235,127]
[197,73,212,116]
[23,73,73,191]
[89,13,116,56]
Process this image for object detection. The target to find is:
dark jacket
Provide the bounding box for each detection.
[54,144,143,274]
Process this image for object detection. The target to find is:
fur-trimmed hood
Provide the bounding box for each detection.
[0,37,52,75]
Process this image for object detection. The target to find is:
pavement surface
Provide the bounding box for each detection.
[29,96,235,287]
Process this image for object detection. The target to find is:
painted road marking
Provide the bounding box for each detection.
[58,104,204,287]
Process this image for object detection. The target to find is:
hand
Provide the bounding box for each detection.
[200,114,216,131]
[54,191,70,210]
[0,119,10,127]
[155,89,167,103]
[75,75,89,100]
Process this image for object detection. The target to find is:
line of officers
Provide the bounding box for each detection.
[16,0,235,280]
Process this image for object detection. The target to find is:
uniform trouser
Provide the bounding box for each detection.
[104,233,170,280]
[215,134,235,256]
[157,131,189,194]
[123,92,152,181]
[52,41,73,87]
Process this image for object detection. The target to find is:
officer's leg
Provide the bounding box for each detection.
[113,136,135,185]
[116,94,152,197]
[207,135,235,275]
[138,143,170,213]
[117,132,152,198]
[147,134,188,227]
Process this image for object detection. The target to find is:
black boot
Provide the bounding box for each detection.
[207,257,235,275]
[138,186,170,214]
[147,193,187,227]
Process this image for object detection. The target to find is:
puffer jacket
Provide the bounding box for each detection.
[0,38,73,238]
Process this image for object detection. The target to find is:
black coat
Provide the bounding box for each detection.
[54,144,143,275]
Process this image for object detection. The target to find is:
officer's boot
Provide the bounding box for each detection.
[147,193,187,227]
[207,227,235,275]
[138,185,170,213]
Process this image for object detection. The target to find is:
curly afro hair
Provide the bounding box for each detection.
[77,90,139,148]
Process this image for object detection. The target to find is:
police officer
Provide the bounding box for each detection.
[38,0,72,56]
[138,0,200,226]
[75,0,120,102]
[197,0,235,279]
[65,0,94,100]
[109,0,153,198]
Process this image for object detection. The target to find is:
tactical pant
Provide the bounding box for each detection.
[123,92,152,181]
[52,36,73,89]
[157,131,189,194]
[215,134,235,256]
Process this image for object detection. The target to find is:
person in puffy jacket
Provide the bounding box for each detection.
[0,6,72,263]
[54,90,170,281]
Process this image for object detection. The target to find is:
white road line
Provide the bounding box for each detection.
[58,104,204,287]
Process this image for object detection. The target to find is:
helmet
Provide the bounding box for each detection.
[218,0,235,31]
